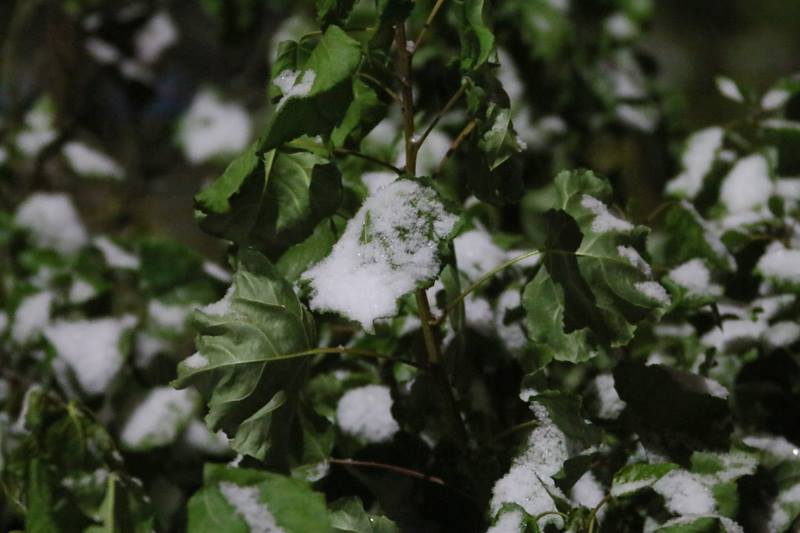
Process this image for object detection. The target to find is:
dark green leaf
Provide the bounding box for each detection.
[329,497,400,533]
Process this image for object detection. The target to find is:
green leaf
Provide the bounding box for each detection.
[187,464,332,533]
[329,497,400,533]
[530,391,601,447]
[195,148,342,253]
[499,0,572,62]
[276,216,347,282]
[655,516,727,533]
[610,463,678,497]
[316,0,357,28]
[663,201,736,272]
[522,170,667,363]
[261,25,363,152]
[139,238,205,293]
[455,0,496,72]
[85,474,153,533]
[173,250,317,466]
[25,459,59,533]
[330,78,388,148]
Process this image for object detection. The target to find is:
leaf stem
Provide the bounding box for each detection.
[491,419,539,442]
[417,81,468,151]
[435,250,541,325]
[359,72,403,103]
[587,494,611,533]
[435,118,478,175]
[333,148,403,174]
[413,0,447,52]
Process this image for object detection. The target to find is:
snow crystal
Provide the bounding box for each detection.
[652,470,716,515]
[219,482,284,533]
[203,261,231,283]
[93,236,140,269]
[719,154,772,213]
[181,419,230,455]
[69,279,96,303]
[15,193,88,254]
[454,228,508,280]
[148,300,193,330]
[489,404,569,529]
[764,321,800,350]
[335,384,399,443]
[572,471,605,510]
[743,435,800,460]
[304,180,457,329]
[200,285,235,317]
[16,105,57,157]
[12,291,53,344]
[361,170,396,195]
[180,90,252,164]
[135,12,178,63]
[757,242,800,285]
[762,89,791,111]
[581,195,634,233]
[716,77,744,102]
[594,373,626,420]
[617,245,652,276]
[605,12,637,40]
[274,70,316,110]
[120,387,195,450]
[666,128,724,199]
[668,259,722,298]
[183,352,209,369]
[85,38,120,64]
[44,315,136,395]
[486,509,524,533]
[62,141,124,179]
[635,281,671,305]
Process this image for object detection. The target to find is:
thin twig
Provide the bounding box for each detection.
[413,0,447,52]
[396,23,418,174]
[359,72,403,103]
[417,82,468,149]
[491,419,539,442]
[333,148,403,174]
[434,118,478,175]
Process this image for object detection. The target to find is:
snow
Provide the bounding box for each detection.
[361,170,396,195]
[93,236,140,269]
[680,201,736,270]
[764,321,800,350]
[668,259,722,298]
[304,180,457,329]
[495,288,528,355]
[611,477,660,497]
[581,195,634,233]
[605,12,637,40]
[497,48,524,105]
[148,300,193,330]
[335,384,399,443]
[200,285,235,317]
[15,193,88,254]
[181,419,230,455]
[396,129,451,175]
[762,88,791,111]
[465,296,494,335]
[12,291,53,344]
[701,318,765,353]
[44,315,136,395]
[219,482,284,533]
[742,435,800,460]
[133,332,168,368]
[486,509,524,533]
[120,387,195,450]
[183,352,209,369]
[659,516,744,533]
[516,112,566,150]
[489,404,569,529]
[716,77,744,102]
[594,373,626,420]
[617,245,652,276]
[616,104,658,132]
[572,471,605,510]
[274,70,316,110]
[652,470,716,515]
[16,105,57,157]
[635,281,671,305]
[62,141,124,179]
[180,90,252,164]
[719,154,772,213]
[767,483,800,533]
[666,128,724,199]
[203,261,231,283]
[757,242,800,285]
[701,377,729,399]
[69,279,96,303]
[454,228,508,280]
[85,38,120,64]
[135,12,178,63]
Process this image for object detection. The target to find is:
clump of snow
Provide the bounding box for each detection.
[762,89,792,111]
[652,470,716,515]
[767,483,800,533]
[680,201,736,271]
[304,180,457,329]
[486,509,524,533]
[134,332,168,369]
[203,261,231,283]
[16,104,57,157]
[44,315,136,395]
[135,12,178,63]
[454,227,507,280]
[181,419,230,455]
[594,373,626,420]
[274,70,316,110]
[668,259,723,298]
[69,279,97,303]
[617,245,652,276]
[336,384,399,443]
[764,321,800,350]
[659,516,744,533]
[85,38,120,64]
[199,285,235,317]
[716,77,744,102]
[120,387,196,450]
[489,403,569,529]
[616,104,658,132]
[742,434,800,460]
[635,281,671,305]
[93,236,140,269]
[572,471,605,510]
[701,377,729,399]
[756,242,800,286]
[666,128,724,199]
[719,154,772,213]
[581,195,633,233]
[15,193,88,254]
[465,295,494,335]
[495,289,528,355]
[605,12,637,40]
[62,142,124,179]
[361,171,396,195]
[183,352,209,369]
[179,90,252,164]
[497,48,524,105]
[12,291,54,344]
[701,318,765,353]
[148,300,194,330]
[219,482,284,533]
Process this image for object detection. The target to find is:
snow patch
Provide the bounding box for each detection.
[93,236,140,269]
[668,259,722,298]
[219,482,284,533]
[62,142,123,179]
[12,291,54,344]
[135,12,178,63]
[15,193,88,254]
[666,128,724,199]
[454,227,508,280]
[581,195,633,233]
[635,281,671,305]
[120,387,195,450]
[180,90,252,164]
[336,384,399,443]
[719,154,772,213]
